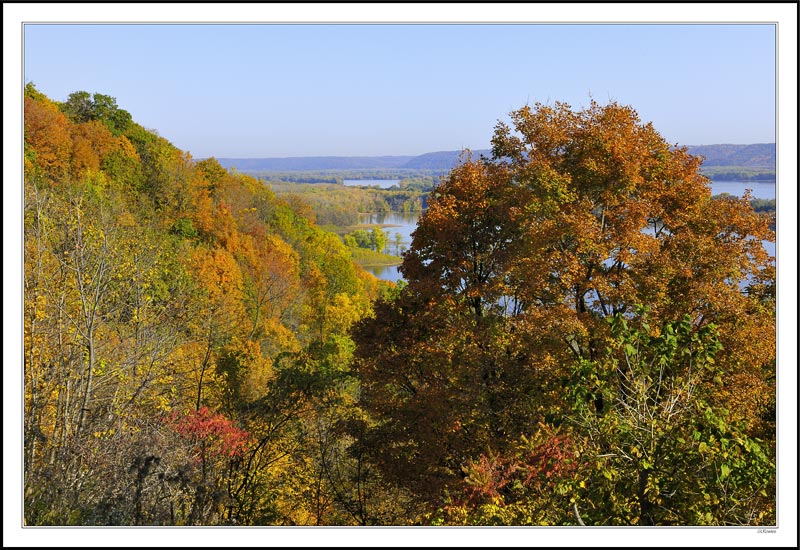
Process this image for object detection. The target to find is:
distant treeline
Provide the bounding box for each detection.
[216,150,491,173]
[214,144,773,174]
[216,155,413,171]
[701,166,776,182]
[268,182,428,228]
[250,165,776,185]
[249,169,443,185]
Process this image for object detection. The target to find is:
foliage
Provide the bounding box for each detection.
[348,247,402,268]
[60,90,133,135]
[168,406,250,459]
[268,181,427,228]
[344,227,388,253]
[23,88,775,526]
[563,311,774,525]
[701,166,775,182]
[23,88,389,526]
[352,101,775,524]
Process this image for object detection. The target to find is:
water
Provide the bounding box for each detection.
[365,263,406,284]
[710,180,775,200]
[343,179,401,189]
[709,181,776,258]
[358,212,420,282]
[360,181,776,282]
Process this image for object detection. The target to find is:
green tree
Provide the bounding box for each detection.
[369,227,387,253]
[61,91,133,135]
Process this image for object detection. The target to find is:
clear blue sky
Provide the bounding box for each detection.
[23,23,775,158]
[24,24,775,158]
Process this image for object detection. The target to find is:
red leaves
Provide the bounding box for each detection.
[461,431,578,507]
[519,433,578,484]
[463,454,514,505]
[167,406,249,458]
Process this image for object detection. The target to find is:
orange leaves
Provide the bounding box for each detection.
[24,96,73,183]
[190,246,242,301]
[402,157,523,315]
[190,188,215,236]
[70,120,117,176]
[243,234,301,316]
[355,101,776,515]
[187,245,249,348]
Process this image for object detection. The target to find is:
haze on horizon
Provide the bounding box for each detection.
[23,22,776,159]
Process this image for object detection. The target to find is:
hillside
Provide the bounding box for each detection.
[399,149,492,170]
[685,143,775,168]
[23,85,391,526]
[215,143,774,174]
[216,155,414,171]
[22,89,776,528]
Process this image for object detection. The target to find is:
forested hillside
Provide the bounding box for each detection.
[216,143,774,175]
[23,88,776,526]
[686,143,775,167]
[216,155,415,171]
[23,84,399,525]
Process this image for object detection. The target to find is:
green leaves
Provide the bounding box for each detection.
[564,308,774,525]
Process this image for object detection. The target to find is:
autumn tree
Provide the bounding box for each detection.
[490,101,775,438]
[24,93,73,183]
[352,101,775,523]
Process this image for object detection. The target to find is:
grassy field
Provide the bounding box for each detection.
[350,247,403,267]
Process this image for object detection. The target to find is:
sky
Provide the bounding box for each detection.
[22,21,777,158]
[4,4,798,548]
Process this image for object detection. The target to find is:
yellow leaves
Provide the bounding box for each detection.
[92,428,115,439]
[190,245,243,303]
[262,318,300,355]
[116,211,137,228]
[321,292,369,337]
[190,188,215,235]
[224,337,275,402]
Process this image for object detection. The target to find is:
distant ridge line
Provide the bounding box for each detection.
[214,143,774,172]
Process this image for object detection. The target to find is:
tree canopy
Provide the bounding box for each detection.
[353,101,775,524]
[24,88,775,526]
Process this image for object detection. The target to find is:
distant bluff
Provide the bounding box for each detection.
[215,144,774,173]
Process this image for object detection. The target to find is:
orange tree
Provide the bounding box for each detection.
[351,101,775,524]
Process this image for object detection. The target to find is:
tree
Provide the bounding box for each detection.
[61,91,133,135]
[24,96,73,183]
[369,227,387,253]
[490,101,774,436]
[401,155,525,318]
[352,101,775,522]
[60,91,94,123]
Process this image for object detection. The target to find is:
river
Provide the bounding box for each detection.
[357,211,418,283]
[343,179,401,189]
[711,180,775,199]
[359,180,776,282]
